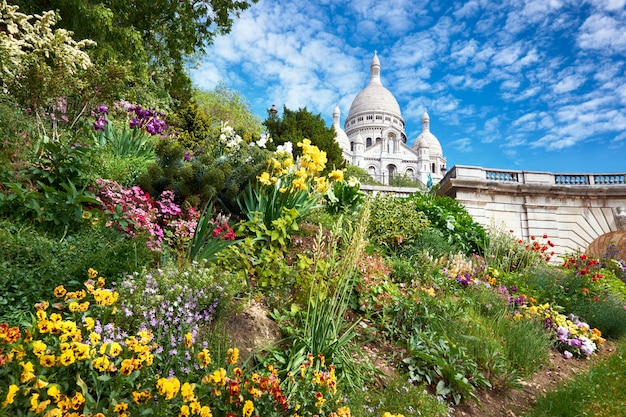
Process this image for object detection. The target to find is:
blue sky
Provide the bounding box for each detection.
[190,0,626,174]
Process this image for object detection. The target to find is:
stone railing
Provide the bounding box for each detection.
[594,174,626,185]
[445,166,626,187]
[485,170,519,183]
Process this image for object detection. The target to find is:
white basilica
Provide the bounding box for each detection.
[333,52,447,186]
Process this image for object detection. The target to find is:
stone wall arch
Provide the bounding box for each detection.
[587,231,626,261]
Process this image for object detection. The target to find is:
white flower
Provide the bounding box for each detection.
[276,141,293,155]
[256,134,270,148]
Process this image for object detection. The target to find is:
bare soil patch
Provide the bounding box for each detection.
[452,340,618,417]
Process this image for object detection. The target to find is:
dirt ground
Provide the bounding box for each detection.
[227,301,618,417]
[452,340,618,417]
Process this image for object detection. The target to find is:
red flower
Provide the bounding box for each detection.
[531,235,536,240]
[583,288,589,293]
[543,234,548,239]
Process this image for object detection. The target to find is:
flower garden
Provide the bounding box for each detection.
[2,3,626,417]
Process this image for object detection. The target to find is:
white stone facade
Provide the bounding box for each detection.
[438,165,626,260]
[333,52,446,186]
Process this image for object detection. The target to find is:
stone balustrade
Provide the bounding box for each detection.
[437,165,626,260]
[450,166,626,187]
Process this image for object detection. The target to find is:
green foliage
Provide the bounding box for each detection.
[484,227,550,273]
[0,139,100,235]
[264,106,345,173]
[568,294,626,339]
[412,192,487,256]
[188,202,240,263]
[368,195,429,251]
[273,209,375,392]
[0,222,154,324]
[346,377,450,417]
[90,149,155,187]
[324,177,365,214]
[404,330,491,405]
[93,119,156,158]
[12,0,257,105]
[389,173,422,188]
[139,126,271,213]
[344,164,381,185]
[400,227,460,260]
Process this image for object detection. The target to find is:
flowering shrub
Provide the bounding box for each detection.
[240,138,331,227]
[443,253,494,287]
[515,303,605,358]
[114,264,238,377]
[93,100,169,137]
[94,179,199,251]
[0,270,350,417]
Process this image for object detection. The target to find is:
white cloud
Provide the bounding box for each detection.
[578,14,626,53]
[450,137,473,152]
[450,39,479,66]
[552,74,586,94]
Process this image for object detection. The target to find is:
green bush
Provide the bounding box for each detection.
[346,377,450,417]
[368,195,429,252]
[568,294,626,339]
[400,227,460,260]
[0,222,154,324]
[411,192,486,256]
[484,227,551,273]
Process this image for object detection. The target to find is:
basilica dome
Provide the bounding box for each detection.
[345,52,404,126]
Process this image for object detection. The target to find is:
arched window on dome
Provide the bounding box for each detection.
[431,163,436,173]
[376,137,382,144]
[406,168,415,178]
[366,137,372,147]
[350,142,355,152]
[366,115,373,120]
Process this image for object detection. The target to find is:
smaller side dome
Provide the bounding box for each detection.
[412,108,443,156]
[332,105,350,151]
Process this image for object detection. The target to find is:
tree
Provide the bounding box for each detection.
[263,106,345,172]
[193,84,262,138]
[12,0,257,107]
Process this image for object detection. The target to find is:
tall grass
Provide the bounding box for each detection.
[283,201,374,392]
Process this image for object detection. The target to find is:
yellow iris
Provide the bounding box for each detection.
[328,170,344,182]
[257,172,272,185]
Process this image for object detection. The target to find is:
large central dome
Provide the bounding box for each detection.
[346,52,403,123]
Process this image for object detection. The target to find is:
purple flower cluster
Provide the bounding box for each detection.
[456,272,472,286]
[92,101,169,136]
[93,105,109,131]
[554,315,597,358]
[128,105,168,136]
[498,284,528,306]
[116,267,226,376]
